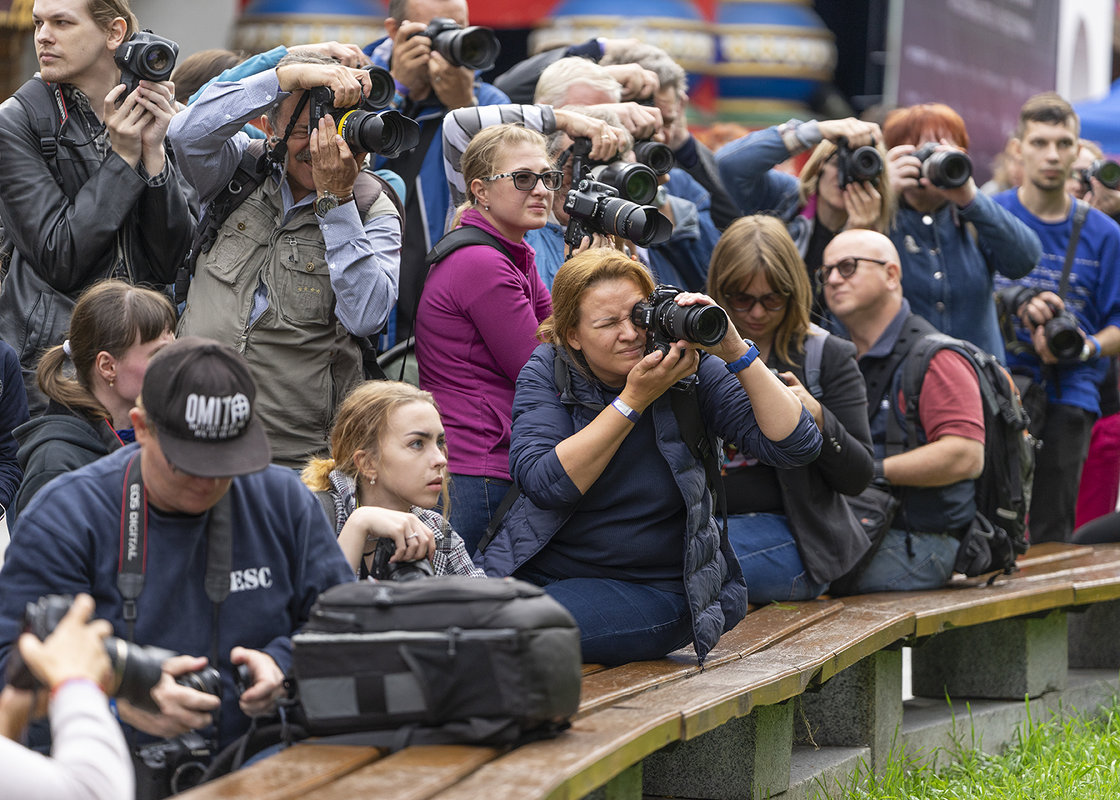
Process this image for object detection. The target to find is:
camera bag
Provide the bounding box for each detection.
[291,576,581,748]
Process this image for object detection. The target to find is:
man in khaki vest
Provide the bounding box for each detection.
[169,52,403,467]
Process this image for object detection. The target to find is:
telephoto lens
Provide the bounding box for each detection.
[913,142,972,189]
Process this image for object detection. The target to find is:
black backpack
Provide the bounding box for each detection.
[894,333,1037,575]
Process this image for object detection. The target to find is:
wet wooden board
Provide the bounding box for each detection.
[304,745,502,800]
[179,744,381,800]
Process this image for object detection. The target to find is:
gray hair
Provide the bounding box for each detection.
[266,51,340,129]
[534,57,622,106]
[599,42,686,95]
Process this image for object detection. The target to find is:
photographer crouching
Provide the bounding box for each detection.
[477,249,821,666]
[168,52,414,468]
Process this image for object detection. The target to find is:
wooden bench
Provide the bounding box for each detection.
[181,542,1120,800]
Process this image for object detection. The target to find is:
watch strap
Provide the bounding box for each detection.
[725,341,760,374]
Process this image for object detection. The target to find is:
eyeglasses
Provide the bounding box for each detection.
[818,256,889,283]
[483,170,563,191]
[723,291,788,313]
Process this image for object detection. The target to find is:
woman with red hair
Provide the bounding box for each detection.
[884,103,1040,360]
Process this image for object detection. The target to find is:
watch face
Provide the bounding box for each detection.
[315,193,338,216]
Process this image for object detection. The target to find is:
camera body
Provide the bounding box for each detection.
[115,30,179,96]
[563,179,672,250]
[133,730,213,800]
[630,284,728,355]
[419,18,500,72]
[997,286,1084,362]
[307,67,420,158]
[834,137,883,187]
[912,142,973,189]
[1078,159,1120,193]
[369,537,434,582]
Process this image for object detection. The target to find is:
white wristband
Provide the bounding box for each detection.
[610,397,640,424]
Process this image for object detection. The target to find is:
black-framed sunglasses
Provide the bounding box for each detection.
[818,256,889,283]
[723,291,788,313]
[484,170,564,191]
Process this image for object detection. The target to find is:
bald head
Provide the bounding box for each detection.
[821,228,904,334]
[825,229,901,271]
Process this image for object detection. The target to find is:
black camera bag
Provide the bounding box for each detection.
[291,576,581,748]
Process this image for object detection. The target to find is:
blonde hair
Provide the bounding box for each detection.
[37,280,176,422]
[451,123,551,228]
[706,216,811,365]
[539,248,655,373]
[302,381,450,512]
[798,139,895,233]
[88,0,136,40]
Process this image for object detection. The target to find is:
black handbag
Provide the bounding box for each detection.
[829,484,901,595]
[291,576,582,748]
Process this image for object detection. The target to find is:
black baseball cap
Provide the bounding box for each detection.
[141,337,271,477]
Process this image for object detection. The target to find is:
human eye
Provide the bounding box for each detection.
[408,438,425,450]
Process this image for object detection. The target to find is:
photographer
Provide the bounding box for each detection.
[1,594,132,800]
[364,0,511,343]
[716,117,894,323]
[0,339,354,781]
[0,0,194,414]
[168,53,403,468]
[884,103,1040,360]
[478,249,821,665]
[993,93,1120,543]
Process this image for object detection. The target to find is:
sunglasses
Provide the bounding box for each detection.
[484,170,564,191]
[723,291,788,313]
[818,256,889,283]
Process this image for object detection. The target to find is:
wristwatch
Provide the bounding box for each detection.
[314,191,353,217]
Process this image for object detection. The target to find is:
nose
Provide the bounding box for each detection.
[36,23,52,44]
[620,317,642,342]
[432,444,447,469]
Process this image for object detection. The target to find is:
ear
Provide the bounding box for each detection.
[254,115,273,137]
[884,260,902,288]
[95,350,117,383]
[106,17,128,52]
[565,328,582,352]
[353,449,378,482]
[1009,137,1022,160]
[470,178,488,208]
[131,407,150,443]
[384,16,402,39]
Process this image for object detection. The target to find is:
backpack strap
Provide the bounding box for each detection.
[12,78,64,162]
[861,314,939,412]
[802,323,828,397]
[669,376,727,538]
[424,226,512,268]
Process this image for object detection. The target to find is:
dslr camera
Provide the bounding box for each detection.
[631,284,728,356]
[416,18,500,72]
[564,179,672,250]
[565,136,662,205]
[308,66,420,158]
[996,285,1085,362]
[370,537,434,582]
[115,30,178,96]
[632,140,676,176]
[912,142,973,189]
[834,136,883,187]
[1077,159,1120,193]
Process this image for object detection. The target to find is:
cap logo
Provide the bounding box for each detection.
[184,392,252,440]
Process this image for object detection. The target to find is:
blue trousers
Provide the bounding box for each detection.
[727,512,828,603]
[447,473,511,555]
[840,528,958,593]
[516,567,692,665]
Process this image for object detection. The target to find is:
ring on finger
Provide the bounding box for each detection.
[406,533,420,540]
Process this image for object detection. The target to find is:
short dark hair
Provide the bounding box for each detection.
[1017,92,1079,138]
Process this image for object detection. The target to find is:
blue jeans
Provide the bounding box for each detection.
[727,512,828,603]
[841,528,958,593]
[447,473,511,555]
[517,568,692,665]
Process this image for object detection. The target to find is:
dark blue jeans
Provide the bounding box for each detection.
[447,473,511,555]
[517,567,692,665]
[727,512,828,603]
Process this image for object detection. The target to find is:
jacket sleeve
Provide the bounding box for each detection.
[131,149,197,285]
[715,126,802,219]
[673,135,740,231]
[0,95,156,294]
[959,190,1041,281]
[508,347,584,511]
[812,335,874,495]
[0,345,28,511]
[698,354,822,467]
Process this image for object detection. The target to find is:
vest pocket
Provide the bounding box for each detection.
[206,220,270,287]
[275,235,332,325]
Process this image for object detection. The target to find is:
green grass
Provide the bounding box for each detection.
[821,697,1120,800]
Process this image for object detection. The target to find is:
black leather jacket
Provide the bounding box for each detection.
[0,78,194,411]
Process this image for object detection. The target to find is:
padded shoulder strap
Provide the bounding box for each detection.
[425,226,512,267]
[13,77,62,161]
[802,323,828,397]
[861,314,939,410]
[353,168,404,220]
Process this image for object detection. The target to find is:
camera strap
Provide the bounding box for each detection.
[118,451,233,670]
[1058,199,1089,301]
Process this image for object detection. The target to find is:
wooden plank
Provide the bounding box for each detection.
[304,745,501,800]
[432,704,682,800]
[178,744,381,800]
[577,651,698,718]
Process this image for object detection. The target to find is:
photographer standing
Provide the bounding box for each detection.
[993,93,1120,544]
[479,249,821,665]
[884,103,1040,361]
[168,53,403,468]
[0,0,195,414]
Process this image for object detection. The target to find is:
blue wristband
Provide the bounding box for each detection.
[610,396,640,423]
[725,341,760,374]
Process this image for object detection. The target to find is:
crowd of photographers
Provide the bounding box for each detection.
[2,0,1120,796]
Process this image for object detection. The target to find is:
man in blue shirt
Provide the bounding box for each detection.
[365,0,510,343]
[0,338,353,753]
[993,92,1120,544]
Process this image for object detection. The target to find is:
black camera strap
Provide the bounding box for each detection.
[118,451,233,705]
[1058,199,1089,301]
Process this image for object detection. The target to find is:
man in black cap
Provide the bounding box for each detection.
[0,336,354,758]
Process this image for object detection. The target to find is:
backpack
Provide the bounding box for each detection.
[290,576,581,748]
[894,333,1037,576]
